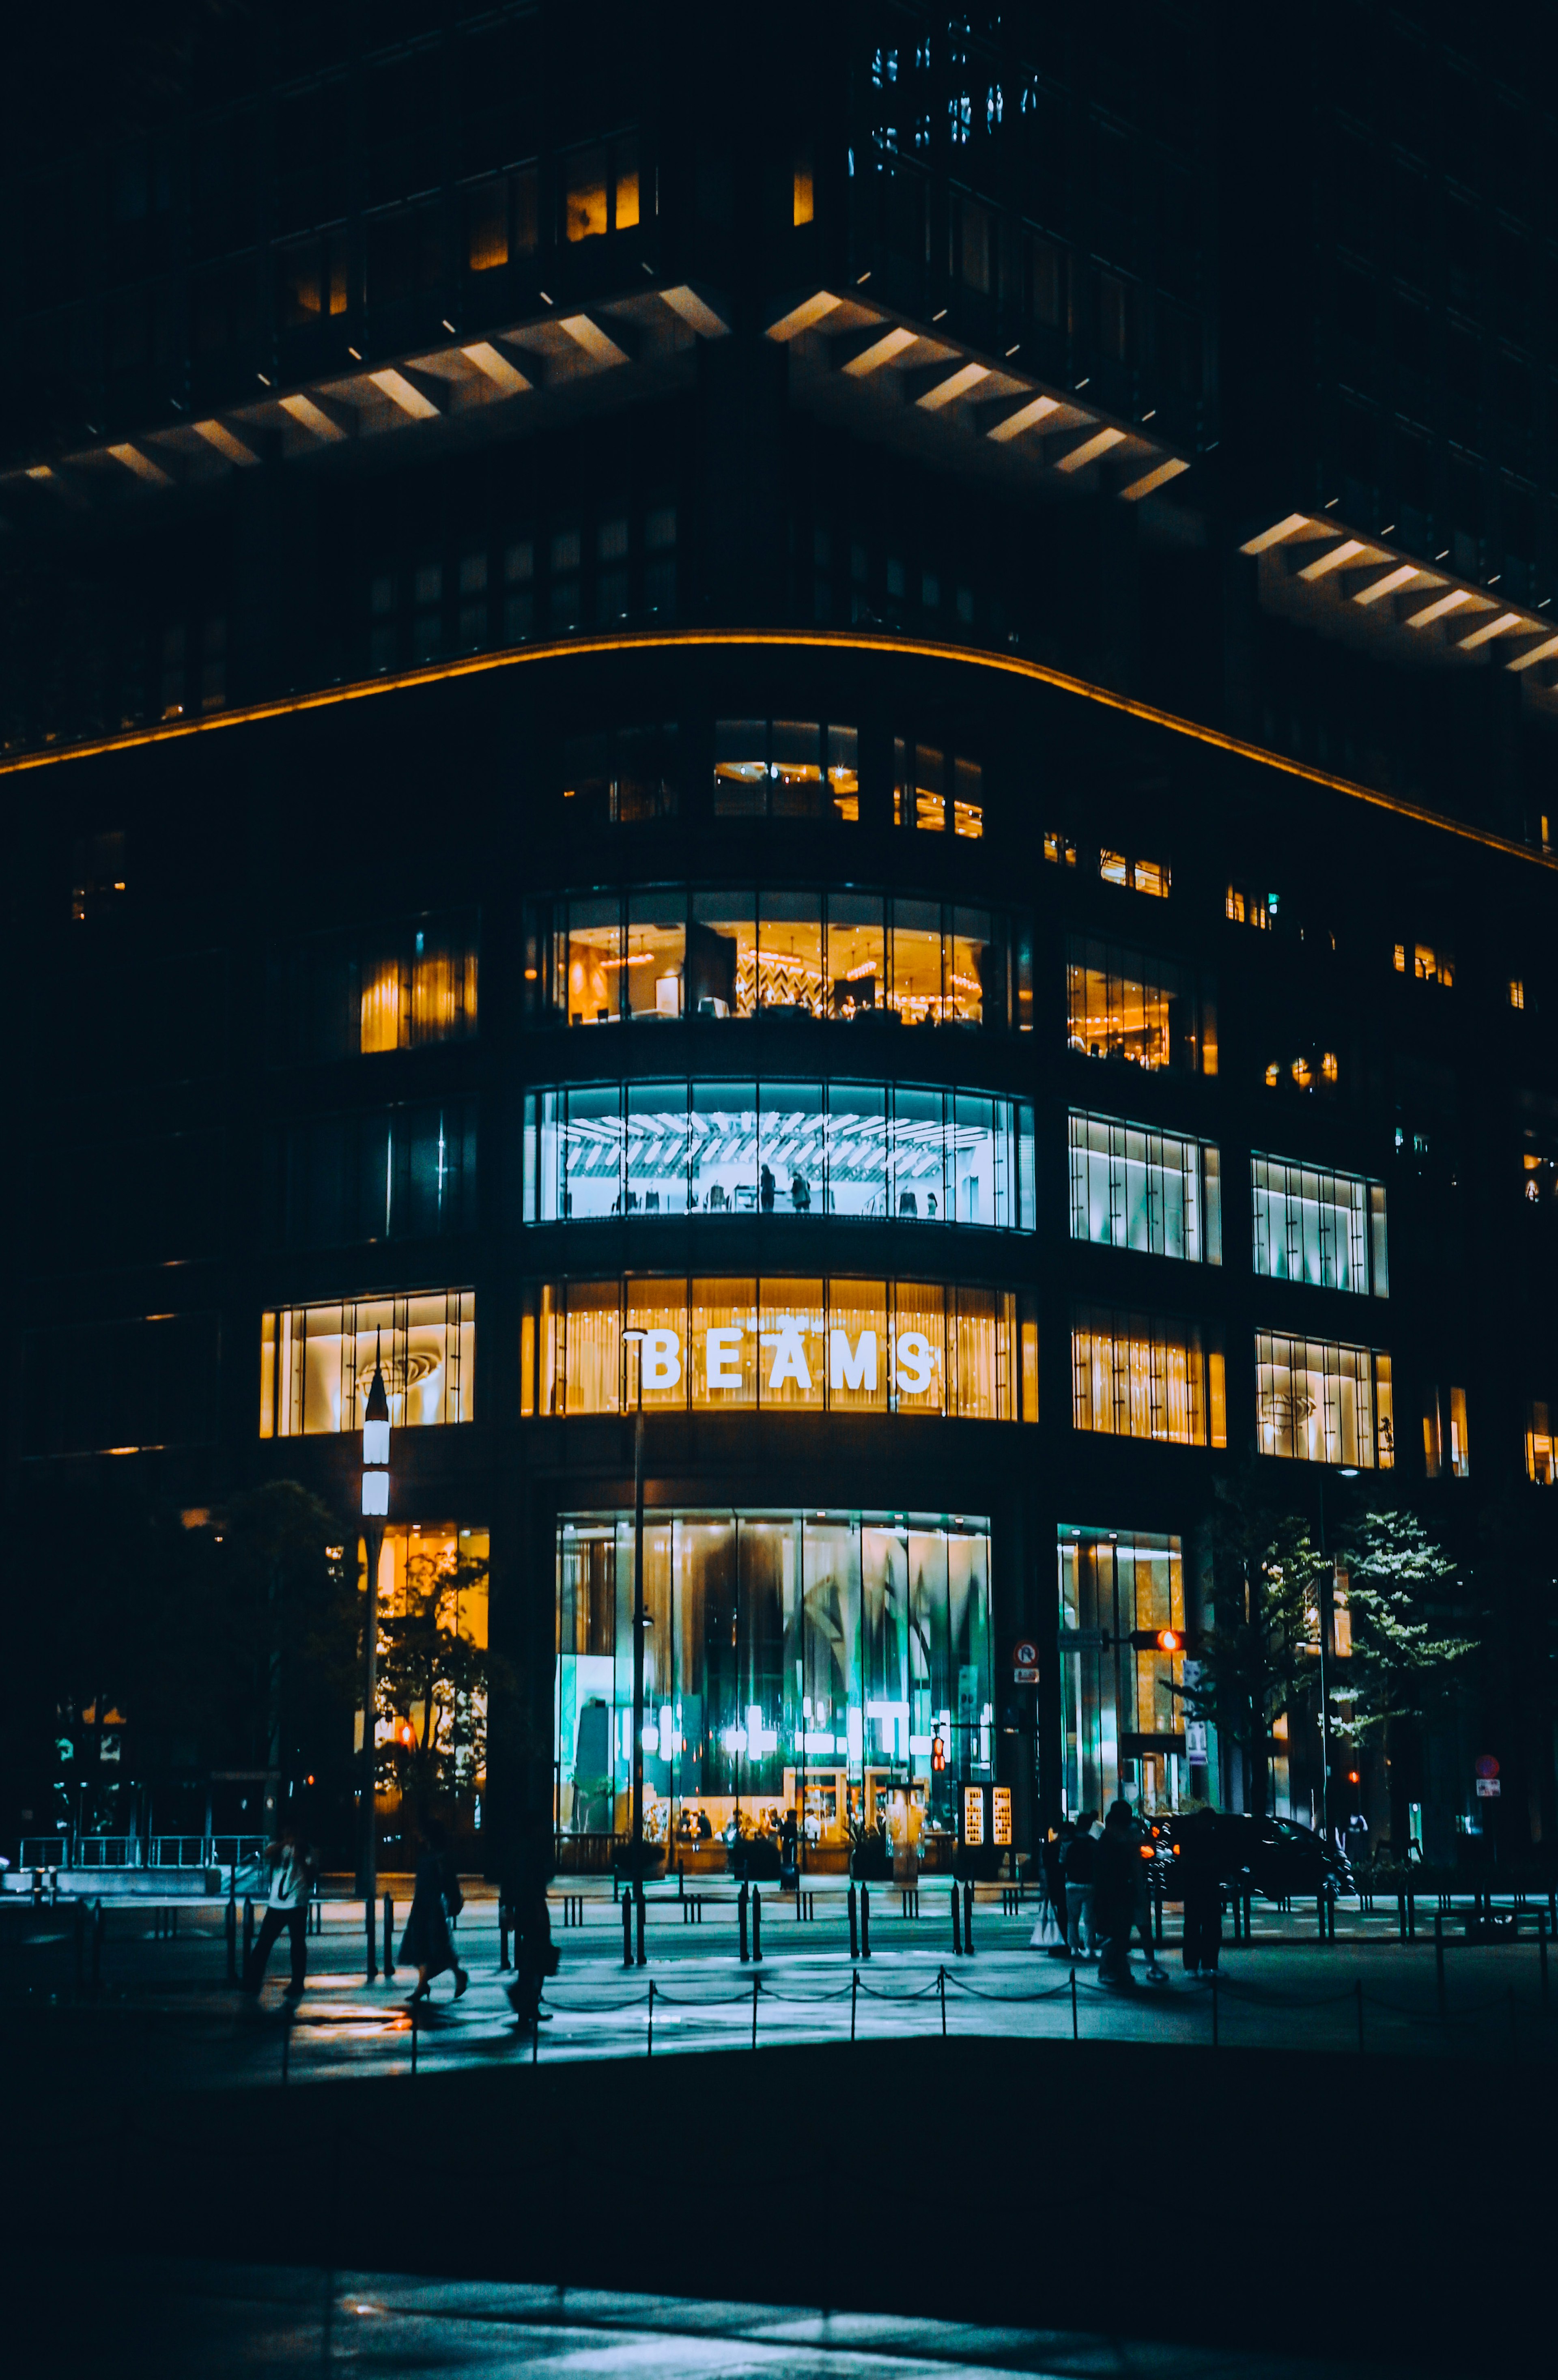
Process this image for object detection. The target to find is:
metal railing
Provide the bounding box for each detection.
[17,1835,266,1874]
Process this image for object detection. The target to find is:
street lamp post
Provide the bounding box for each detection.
[621,1328,647,1875]
[358,1347,391,1982]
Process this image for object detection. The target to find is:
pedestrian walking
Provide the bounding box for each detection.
[1062,1811,1098,1957]
[1178,1808,1223,1980]
[240,1814,318,2001]
[401,1819,468,2003]
[1093,1800,1139,1988]
[504,1814,559,2033]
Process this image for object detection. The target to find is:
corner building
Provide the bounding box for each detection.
[6,3,1558,1869]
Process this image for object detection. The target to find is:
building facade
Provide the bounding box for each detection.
[4,2,1556,1870]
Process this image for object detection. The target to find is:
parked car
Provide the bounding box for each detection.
[1145,1810,1354,1900]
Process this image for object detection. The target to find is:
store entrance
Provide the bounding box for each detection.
[554,1507,995,1874]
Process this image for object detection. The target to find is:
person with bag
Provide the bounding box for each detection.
[1062,1811,1099,1958]
[1029,1823,1070,1952]
[401,1818,468,2003]
[504,1814,559,2033]
[1094,1800,1139,1989]
[240,1814,319,2001]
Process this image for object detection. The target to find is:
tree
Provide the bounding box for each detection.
[1332,1504,1474,1848]
[374,1539,497,1841]
[1183,1468,1330,1818]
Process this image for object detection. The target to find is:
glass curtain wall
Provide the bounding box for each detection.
[1070,1308,1225,1446]
[1250,1155,1388,1295]
[1255,1332,1394,1467]
[260,1291,476,1435]
[1065,936,1216,1074]
[555,1508,994,1866]
[1058,1528,1186,1818]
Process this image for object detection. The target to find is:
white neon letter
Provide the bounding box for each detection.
[829,1328,877,1393]
[641,1328,682,1390]
[894,1330,937,1397]
[768,1321,812,1392]
[705,1325,745,1388]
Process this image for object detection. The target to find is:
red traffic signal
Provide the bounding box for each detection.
[931,1735,946,1772]
[1156,1628,1182,1653]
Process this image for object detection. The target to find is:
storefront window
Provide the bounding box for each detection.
[1069,1112,1222,1264]
[1059,1528,1188,1818]
[1066,935,1213,1074]
[555,1508,994,1862]
[1255,1331,1393,1468]
[524,1080,1035,1231]
[1071,1307,1224,1447]
[260,1290,475,1435]
[525,1276,1036,1421]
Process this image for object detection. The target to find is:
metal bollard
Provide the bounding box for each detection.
[751,1885,762,1963]
[383,1893,395,1980]
[1541,1911,1550,2010]
[1317,1892,1326,1940]
[860,1882,871,1959]
[31,1868,43,1909]
[964,1879,975,1955]
[499,1902,510,1971]
[951,1881,962,1956]
[226,1890,237,1983]
[635,1879,646,1967]
[364,1894,378,1983]
[1434,1911,1446,2019]
[847,1882,859,1959]
[243,1896,255,1973]
[737,1880,749,1963]
[1397,1891,1407,1943]
[622,1891,633,1968]
[91,1898,104,1995]
[73,1898,86,1998]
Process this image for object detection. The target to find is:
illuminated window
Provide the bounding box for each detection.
[952,757,983,838]
[1526,1400,1555,1484]
[1071,1308,1223,1447]
[524,1277,1033,1420]
[271,916,478,1061]
[1100,851,1170,897]
[71,830,127,922]
[1066,936,1215,1074]
[1509,979,1525,1009]
[259,1291,475,1436]
[1227,884,1274,928]
[466,179,509,272]
[1044,831,1077,867]
[525,1082,1034,1229]
[564,146,608,241]
[1264,1047,1339,1096]
[1057,1529,1185,1817]
[714,719,857,819]
[793,151,814,226]
[1255,1332,1392,1468]
[1397,941,1453,987]
[894,738,981,832]
[615,139,640,230]
[1069,1113,1222,1263]
[1251,1155,1387,1295]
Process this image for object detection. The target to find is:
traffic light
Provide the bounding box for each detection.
[931,1734,946,1773]
[1156,1628,1182,1653]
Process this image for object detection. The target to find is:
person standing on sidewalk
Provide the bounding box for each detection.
[1093,1801,1139,1988]
[1062,1812,1098,1958]
[504,1814,558,2034]
[1178,1808,1223,1980]
[401,1818,468,2003]
[240,1815,319,2002]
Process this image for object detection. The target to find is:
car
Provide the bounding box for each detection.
[1144,1809,1354,1901]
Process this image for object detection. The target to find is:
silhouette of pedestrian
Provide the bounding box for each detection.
[240,1814,318,2002]
[401,1819,467,2003]
[504,1816,558,2032]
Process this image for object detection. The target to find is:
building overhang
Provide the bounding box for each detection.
[766,286,1192,507]
[1242,511,1558,712]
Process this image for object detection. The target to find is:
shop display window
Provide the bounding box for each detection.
[524,1275,1038,1421]
[523,1080,1035,1230]
[1254,1330,1393,1468]
[1071,1306,1225,1447]
[1069,1112,1222,1264]
[1251,1154,1387,1295]
[554,1507,994,1862]
[260,1289,475,1435]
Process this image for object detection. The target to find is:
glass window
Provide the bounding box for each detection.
[1255,1331,1393,1468]
[1071,1308,1219,1446]
[891,1281,946,1413]
[562,896,622,1025]
[564,146,608,241]
[1068,1113,1221,1263]
[757,890,824,1015]
[1066,936,1206,1072]
[691,1082,758,1213]
[262,1290,474,1436]
[626,1278,689,1408]
[759,1081,825,1214]
[890,899,943,1026]
[826,1083,888,1217]
[948,907,995,1028]
[713,721,768,816]
[826,891,884,1018]
[566,1280,620,1415]
[691,1277,760,1406]
[952,1286,1011,1421]
[828,1279,889,1410]
[689,892,755,1018]
[562,1085,624,1219]
[913,743,945,830]
[1525,1400,1555,1484]
[626,1083,689,1216]
[614,140,640,231]
[892,1086,946,1222]
[1058,1530,1186,1819]
[756,1278,826,1407]
[625,890,686,1020]
[1251,1155,1381,1294]
[771,720,823,818]
[949,1093,1004,1230]
[953,757,983,839]
[827,727,859,822]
